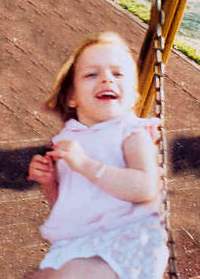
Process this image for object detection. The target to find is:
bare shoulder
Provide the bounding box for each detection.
[122,128,157,170]
[123,128,156,150]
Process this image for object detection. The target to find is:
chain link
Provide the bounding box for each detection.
[154,1,179,278]
[111,0,179,277]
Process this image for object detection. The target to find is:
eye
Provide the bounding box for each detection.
[113,71,124,78]
[84,72,97,78]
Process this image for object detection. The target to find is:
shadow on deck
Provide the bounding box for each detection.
[0,0,200,278]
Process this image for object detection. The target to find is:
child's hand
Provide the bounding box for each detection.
[47,140,88,173]
[146,124,161,144]
[28,155,58,205]
[28,154,57,186]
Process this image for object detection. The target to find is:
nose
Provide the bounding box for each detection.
[101,70,114,83]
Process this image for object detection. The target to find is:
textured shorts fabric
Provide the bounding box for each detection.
[40,214,169,279]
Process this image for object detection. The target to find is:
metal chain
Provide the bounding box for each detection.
[154,1,179,278]
[111,0,179,277]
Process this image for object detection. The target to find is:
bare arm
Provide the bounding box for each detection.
[78,129,159,203]
[47,129,159,203]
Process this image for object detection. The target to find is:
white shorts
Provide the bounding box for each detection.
[40,214,169,279]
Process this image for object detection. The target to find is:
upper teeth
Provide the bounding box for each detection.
[98,91,116,97]
[104,92,115,96]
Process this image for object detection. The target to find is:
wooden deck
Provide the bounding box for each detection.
[0,0,200,278]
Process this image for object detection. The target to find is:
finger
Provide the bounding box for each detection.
[46,150,62,160]
[44,155,55,169]
[54,140,73,150]
[30,163,52,172]
[28,169,53,184]
[31,156,53,168]
[28,170,53,182]
[146,125,161,144]
[32,155,49,164]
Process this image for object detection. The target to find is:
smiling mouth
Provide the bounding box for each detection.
[95,90,119,100]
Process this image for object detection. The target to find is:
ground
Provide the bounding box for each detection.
[0,0,200,278]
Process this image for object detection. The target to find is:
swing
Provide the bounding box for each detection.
[0,0,191,278]
[136,0,187,278]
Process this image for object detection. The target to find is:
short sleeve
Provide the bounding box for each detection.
[51,125,69,144]
[122,115,160,140]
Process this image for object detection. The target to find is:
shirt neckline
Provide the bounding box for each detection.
[64,111,137,131]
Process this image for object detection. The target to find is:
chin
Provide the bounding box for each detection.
[98,111,124,122]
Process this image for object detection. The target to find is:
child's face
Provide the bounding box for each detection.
[69,43,137,126]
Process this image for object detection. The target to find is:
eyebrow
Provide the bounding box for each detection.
[80,65,124,71]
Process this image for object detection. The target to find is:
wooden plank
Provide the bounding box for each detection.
[163,0,187,64]
[138,0,187,117]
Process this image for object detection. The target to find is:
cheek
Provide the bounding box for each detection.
[122,81,137,103]
[77,79,96,93]
[121,79,134,94]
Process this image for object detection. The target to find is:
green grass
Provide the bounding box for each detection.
[118,0,200,65]
[119,0,150,23]
[174,41,200,65]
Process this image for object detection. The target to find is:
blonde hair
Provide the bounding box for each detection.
[47,31,138,121]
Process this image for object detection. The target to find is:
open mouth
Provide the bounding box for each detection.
[95,90,119,100]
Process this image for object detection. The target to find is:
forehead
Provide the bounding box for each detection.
[76,43,135,70]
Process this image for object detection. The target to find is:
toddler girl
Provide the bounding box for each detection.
[28,32,169,279]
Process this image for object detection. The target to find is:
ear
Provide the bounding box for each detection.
[68,98,77,108]
[67,87,77,108]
